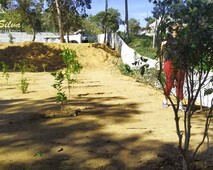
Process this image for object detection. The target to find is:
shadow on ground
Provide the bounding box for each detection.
[0,95,189,170]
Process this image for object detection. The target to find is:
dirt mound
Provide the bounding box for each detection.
[0,42,120,72]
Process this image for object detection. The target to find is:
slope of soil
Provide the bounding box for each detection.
[0,42,212,170]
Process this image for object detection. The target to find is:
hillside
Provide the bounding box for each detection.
[0,42,120,71]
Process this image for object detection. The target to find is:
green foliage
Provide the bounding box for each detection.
[51,70,67,109]
[150,0,213,168]
[3,1,43,34]
[1,61,9,82]
[135,67,163,89]
[15,62,28,76]
[128,18,141,35]
[92,8,121,33]
[82,16,102,35]
[0,9,21,32]
[42,63,47,72]
[145,16,155,26]
[128,35,157,59]
[56,92,67,104]
[14,62,30,94]
[119,63,133,76]
[61,48,82,97]
[51,48,82,109]
[18,78,29,94]
[44,0,92,41]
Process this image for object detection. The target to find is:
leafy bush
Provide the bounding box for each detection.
[119,63,133,76]
[18,78,29,94]
[128,35,157,59]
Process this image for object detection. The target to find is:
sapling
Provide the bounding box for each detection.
[1,62,9,83]
[42,63,47,72]
[17,62,29,94]
[13,63,19,72]
[61,48,82,97]
[51,70,67,110]
[19,78,29,94]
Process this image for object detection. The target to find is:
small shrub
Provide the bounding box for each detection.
[1,62,9,82]
[61,48,82,97]
[119,63,133,76]
[128,35,157,59]
[18,78,29,94]
[51,70,67,110]
[42,63,47,72]
[16,62,30,94]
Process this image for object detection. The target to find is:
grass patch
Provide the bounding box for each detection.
[128,35,157,59]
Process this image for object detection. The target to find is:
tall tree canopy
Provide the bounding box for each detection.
[92,8,121,33]
[128,18,141,35]
[2,0,43,40]
[46,0,91,42]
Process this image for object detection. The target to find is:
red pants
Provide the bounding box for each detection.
[164,60,185,100]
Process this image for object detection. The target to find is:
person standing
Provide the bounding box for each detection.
[161,23,186,112]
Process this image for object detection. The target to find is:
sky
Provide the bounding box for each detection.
[87,0,155,27]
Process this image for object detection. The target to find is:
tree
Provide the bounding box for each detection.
[46,0,92,43]
[145,16,155,29]
[128,18,141,35]
[41,8,58,32]
[55,0,65,42]
[82,16,102,35]
[9,0,43,41]
[92,8,121,33]
[150,0,213,169]
[0,9,22,32]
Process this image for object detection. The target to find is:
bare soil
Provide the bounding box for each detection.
[0,42,212,170]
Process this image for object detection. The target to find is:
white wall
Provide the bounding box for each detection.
[0,32,82,43]
[97,33,158,70]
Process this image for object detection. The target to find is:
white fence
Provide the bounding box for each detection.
[97,33,158,69]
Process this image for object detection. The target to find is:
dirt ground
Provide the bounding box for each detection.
[0,42,212,170]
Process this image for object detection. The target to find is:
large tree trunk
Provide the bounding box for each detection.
[55,0,65,43]
[32,28,36,42]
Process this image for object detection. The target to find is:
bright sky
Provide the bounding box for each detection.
[87,0,154,27]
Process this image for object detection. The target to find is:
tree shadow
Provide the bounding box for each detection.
[0,95,177,170]
[0,90,212,169]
